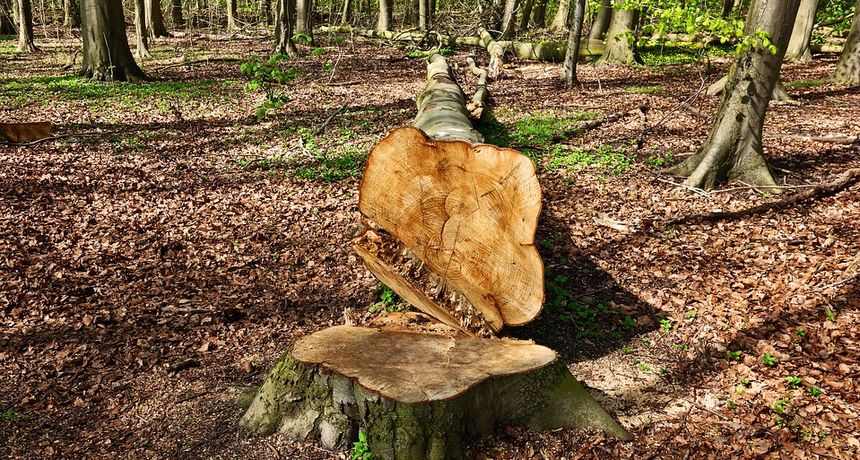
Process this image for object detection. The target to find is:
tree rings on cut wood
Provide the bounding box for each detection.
[356,127,544,334]
[293,325,557,403]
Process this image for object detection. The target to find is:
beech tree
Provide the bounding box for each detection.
[274,0,297,56]
[785,0,818,61]
[295,0,314,42]
[599,1,638,65]
[64,0,81,28]
[562,0,586,85]
[550,0,570,32]
[146,0,170,37]
[377,0,392,30]
[589,0,612,39]
[16,0,38,52]
[80,0,146,81]
[669,0,801,189]
[832,0,860,85]
[134,0,152,59]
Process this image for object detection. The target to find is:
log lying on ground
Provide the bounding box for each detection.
[241,325,630,458]
[241,54,630,458]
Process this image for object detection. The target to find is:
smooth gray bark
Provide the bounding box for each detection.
[377,0,392,31]
[295,0,313,43]
[340,0,351,24]
[832,0,860,85]
[500,0,518,39]
[785,0,818,61]
[588,0,611,39]
[16,0,38,52]
[80,0,145,81]
[598,1,638,65]
[418,0,431,30]
[274,0,297,56]
[134,0,152,59]
[146,0,170,37]
[550,0,569,31]
[562,0,586,85]
[64,0,81,28]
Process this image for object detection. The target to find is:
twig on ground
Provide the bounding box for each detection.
[313,103,349,135]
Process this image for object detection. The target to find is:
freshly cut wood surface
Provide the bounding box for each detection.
[359,127,544,331]
[292,325,557,403]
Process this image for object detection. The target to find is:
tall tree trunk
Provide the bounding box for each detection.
[227,0,237,29]
[16,0,38,52]
[721,0,737,17]
[532,0,546,27]
[418,0,430,30]
[146,0,170,37]
[785,0,818,61]
[80,0,146,81]
[134,0,152,58]
[64,0,80,28]
[0,0,14,35]
[405,0,417,25]
[668,0,800,189]
[274,0,297,56]
[550,0,569,32]
[171,0,184,25]
[832,0,860,86]
[588,0,610,39]
[519,0,533,32]
[340,0,350,23]
[598,2,638,65]
[500,0,518,39]
[295,0,313,43]
[562,0,585,85]
[377,0,392,30]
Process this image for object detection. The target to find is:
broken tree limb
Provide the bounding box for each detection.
[466,55,489,119]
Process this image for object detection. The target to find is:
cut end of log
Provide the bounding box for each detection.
[357,127,544,334]
[1,122,52,143]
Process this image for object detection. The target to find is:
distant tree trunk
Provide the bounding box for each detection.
[340,0,351,23]
[274,0,297,56]
[722,0,741,17]
[64,0,80,28]
[668,0,800,189]
[134,0,152,58]
[295,0,313,43]
[145,0,170,37]
[377,0,392,30]
[418,0,430,30]
[588,0,611,39]
[550,0,569,32]
[500,0,518,38]
[0,0,13,35]
[832,1,860,86]
[16,0,38,52]
[562,0,585,85]
[785,0,818,61]
[532,0,546,26]
[519,0,533,31]
[80,0,146,81]
[598,2,638,65]
[226,0,237,29]
[405,0,417,25]
[171,0,184,25]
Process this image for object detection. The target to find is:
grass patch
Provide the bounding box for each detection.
[544,270,636,340]
[639,42,733,66]
[546,144,632,176]
[477,109,597,159]
[625,85,664,94]
[292,128,368,181]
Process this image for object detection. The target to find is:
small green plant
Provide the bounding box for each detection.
[685,312,697,319]
[659,317,672,333]
[809,386,822,398]
[1,409,21,421]
[625,85,664,94]
[293,128,368,181]
[622,346,637,354]
[725,399,737,409]
[762,353,778,367]
[772,399,788,415]
[786,376,802,389]
[240,54,298,119]
[824,308,836,321]
[646,151,675,167]
[785,79,824,88]
[310,47,327,57]
[794,328,806,339]
[726,350,742,361]
[369,284,405,314]
[351,430,372,460]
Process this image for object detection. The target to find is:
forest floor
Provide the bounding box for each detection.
[1,29,859,460]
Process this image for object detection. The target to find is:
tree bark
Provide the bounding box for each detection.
[562,0,585,85]
[519,0,533,32]
[79,0,146,81]
[500,0,518,39]
[598,1,638,65]
[274,0,297,56]
[171,0,184,25]
[588,0,611,39]
[295,0,313,42]
[134,0,152,58]
[146,0,170,37]
[0,0,14,35]
[16,0,38,52]
[533,0,546,27]
[227,0,237,29]
[785,0,817,62]
[832,0,860,86]
[418,0,431,30]
[550,0,569,32]
[377,0,391,31]
[340,0,351,24]
[668,0,800,189]
[64,0,81,28]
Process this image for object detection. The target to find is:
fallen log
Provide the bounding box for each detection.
[241,54,630,459]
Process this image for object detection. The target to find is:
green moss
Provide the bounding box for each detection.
[625,85,664,94]
[547,144,631,176]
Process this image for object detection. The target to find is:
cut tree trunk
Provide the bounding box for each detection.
[550,0,570,32]
[832,0,860,86]
[146,0,170,37]
[785,0,817,62]
[241,54,630,458]
[563,0,586,85]
[16,0,38,52]
[588,0,611,39]
[668,0,800,189]
[598,1,639,65]
[80,0,146,82]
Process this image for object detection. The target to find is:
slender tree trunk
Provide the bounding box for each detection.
[550,0,569,32]
[532,0,546,27]
[418,0,430,30]
[80,0,145,81]
[588,0,610,39]
[171,0,184,25]
[145,0,170,37]
[405,0,417,25]
[668,0,800,189]
[0,0,14,35]
[295,0,313,42]
[598,1,638,65]
[274,0,297,56]
[64,0,80,28]
[227,0,237,29]
[16,0,38,52]
[340,0,350,23]
[134,0,152,58]
[500,0,518,39]
[562,0,585,85]
[377,0,392,30]
[785,0,818,61]
[832,0,860,86]
[721,0,735,17]
[519,0,533,31]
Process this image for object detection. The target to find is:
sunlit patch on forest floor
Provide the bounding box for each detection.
[1,29,859,459]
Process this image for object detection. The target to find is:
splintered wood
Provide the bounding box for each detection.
[355,126,544,334]
[292,325,557,403]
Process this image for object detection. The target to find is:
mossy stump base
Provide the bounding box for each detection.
[240,325,630,459]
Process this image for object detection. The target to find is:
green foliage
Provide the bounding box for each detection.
[761,353,779,367]
[240,54,297,120]
[547,144,632,176]
[510,110,596,156]
[292,33,314,46]
[659,317,673,333]
[785,79,825,88]
[293,128,367,181]
[351,430,372,460]
[815,0,857,39]
[772,399,788,415]
[1,409,21,422]
[406,47,455,58]
[626,85,664,94]
[369,284,406,314]
[726,350,742,361]
[786,376,802,389]
[809,385,822,397]
[824,307,836,321]
[310,47,327,57]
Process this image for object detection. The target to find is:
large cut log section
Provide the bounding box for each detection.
[241,54,630,459]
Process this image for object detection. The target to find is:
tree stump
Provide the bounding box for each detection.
[241,54,631,458]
